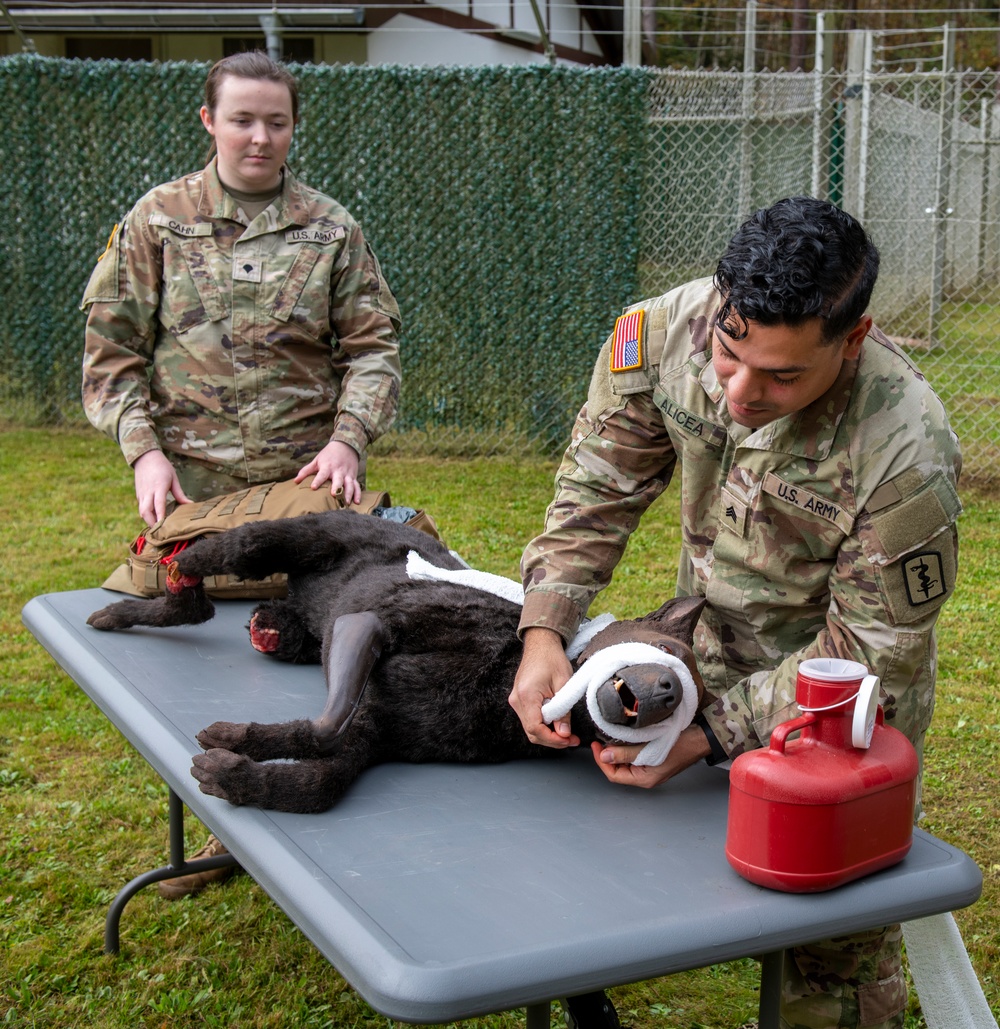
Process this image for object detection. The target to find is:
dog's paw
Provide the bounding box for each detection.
[191,748,251,803]
[196,721,251,753]
[86,599,152,631]
[86,606,124,631]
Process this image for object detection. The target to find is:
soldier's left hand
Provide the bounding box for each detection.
[296,440,362,503]
[591,725,711,789]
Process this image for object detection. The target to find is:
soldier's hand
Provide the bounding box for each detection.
[591,725,712,788]
[134,450,190,527]
[509,627,579,748]
[296,440,362,504]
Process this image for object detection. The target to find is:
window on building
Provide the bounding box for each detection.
[223,36,315,62]
[65,37,153,60]
[284,37,316,62]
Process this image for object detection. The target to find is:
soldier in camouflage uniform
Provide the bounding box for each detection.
[80,51,402,898]
[510,197,961,1029]
[82,52,401,528]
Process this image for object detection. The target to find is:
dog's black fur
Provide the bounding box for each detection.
[88,511,705,814]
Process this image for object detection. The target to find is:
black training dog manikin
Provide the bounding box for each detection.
[87,511,705,814]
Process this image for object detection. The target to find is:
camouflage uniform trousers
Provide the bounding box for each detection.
[779,924,907,1029]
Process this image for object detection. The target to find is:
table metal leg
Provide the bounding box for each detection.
[104,788,237,955]
[758,950,783,1029]
[526,1001,551,1029]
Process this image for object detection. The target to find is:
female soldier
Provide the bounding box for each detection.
[81,51,402,897]
[82,50,401,527]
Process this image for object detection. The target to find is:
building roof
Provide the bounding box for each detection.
[2,1,624,64]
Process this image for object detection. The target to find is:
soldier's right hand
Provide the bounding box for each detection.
[133,449,190,527]
[509,627,579,748]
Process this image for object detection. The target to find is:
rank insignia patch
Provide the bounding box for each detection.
[233,258,263,283]
[610,310,644,372]
[902,550,947,605]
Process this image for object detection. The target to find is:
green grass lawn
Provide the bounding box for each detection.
[2,427,998,1028]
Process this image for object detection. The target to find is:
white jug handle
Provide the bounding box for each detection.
[852,675,880,749]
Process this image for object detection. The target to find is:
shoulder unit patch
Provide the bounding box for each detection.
[97,222,119,262]
[610,309,644,372]
[902,550,947,605]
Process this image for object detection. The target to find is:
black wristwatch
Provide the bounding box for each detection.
[693,711,729,766]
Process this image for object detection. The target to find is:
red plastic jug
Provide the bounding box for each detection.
[725,658,918,892]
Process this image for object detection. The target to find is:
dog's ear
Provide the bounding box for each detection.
[635,595,706,646]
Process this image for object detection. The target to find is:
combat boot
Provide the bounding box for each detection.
[157,834,239,899]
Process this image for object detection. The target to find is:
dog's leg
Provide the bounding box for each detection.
[194,610,385,761]
[87,571,214,631]
[192,713,379,813]
[191,752,364,813]
[247,599,322,664]
[196,718,329,761]
[169,521,299,582]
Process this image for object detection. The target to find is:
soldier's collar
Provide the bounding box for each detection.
[199,160,310,228]
[279,168,312,228]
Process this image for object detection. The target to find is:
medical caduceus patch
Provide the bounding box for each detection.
[902,550,947,605]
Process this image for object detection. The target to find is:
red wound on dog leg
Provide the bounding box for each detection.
[165,561,202,594]
[249,613,280,653]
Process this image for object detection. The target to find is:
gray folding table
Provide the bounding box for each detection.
[23,589,983,1029]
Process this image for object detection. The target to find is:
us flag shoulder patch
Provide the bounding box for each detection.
[610,309,644,372]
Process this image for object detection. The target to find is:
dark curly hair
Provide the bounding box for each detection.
[713,196,880,344]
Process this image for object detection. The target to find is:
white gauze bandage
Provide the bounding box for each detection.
[406,551,525,606]
[405,551,617,654]
[541,642,698,766]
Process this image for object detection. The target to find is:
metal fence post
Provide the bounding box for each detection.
[811,10,835,200]
[858,31,873,223]
[738,0,758,220]
[623,0,642,67]
[259,13,283,61]
[929,24,956,344]
[984,98,1000,283]
[842,30,872,223]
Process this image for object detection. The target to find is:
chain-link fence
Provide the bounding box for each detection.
[2,56,997,478]
[0,56,647,457]
[641,65,1000,481]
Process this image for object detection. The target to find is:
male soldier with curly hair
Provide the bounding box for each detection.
[511,196,961,1029]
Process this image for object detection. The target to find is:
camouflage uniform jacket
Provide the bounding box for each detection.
[80,160,402,482]
[520,278,962,760]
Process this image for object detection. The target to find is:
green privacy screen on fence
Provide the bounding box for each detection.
[0,56,648,455]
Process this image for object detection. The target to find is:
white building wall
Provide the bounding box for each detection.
[511,0,538,37]
[548,2,602,55]
[366,13,551,66]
